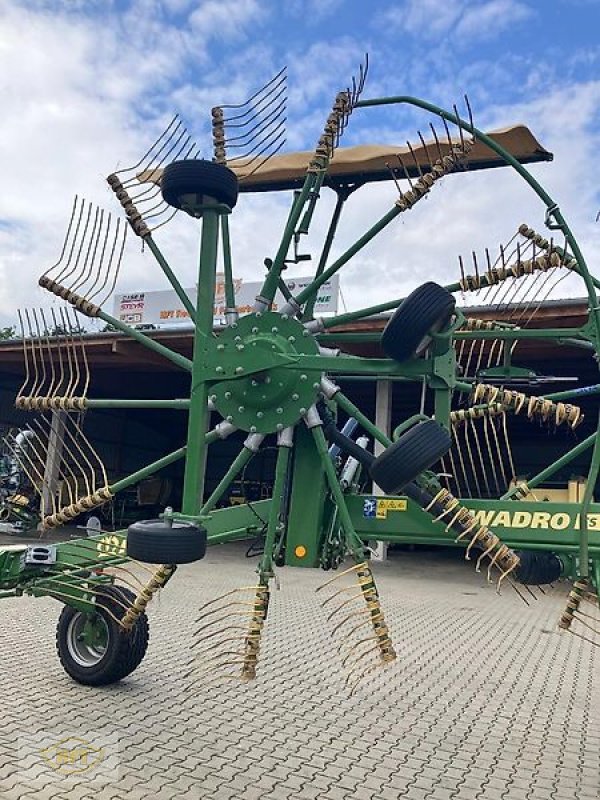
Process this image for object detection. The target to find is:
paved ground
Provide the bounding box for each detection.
[0,541,598,799]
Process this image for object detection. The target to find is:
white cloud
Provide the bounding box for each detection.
[456,0,532,38]
[377,0,533,42]
[0,0,598,342]
[189,0,267,40]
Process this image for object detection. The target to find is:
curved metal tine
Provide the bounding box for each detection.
[223,78,287,130]
[190,624,250,649]
[417,131,435,172]
[336,618,375,653]
[316,561,368,592]
[53,197,88,285]
[37,414,87,500]
[134,189,172,220]
[503,267,547,325]
[225,98,286,147]
[72,210,110,297]
[194,586,267,615]
[194,599,261,623]
[395,152,414,189]
[452,423,473,497]
[477,247,496,309]
[218,66,287,119]
[58,415,96,495]
[197,633,259,656]
[70,207,105,296]
[93,218,127,306]
[344,643,381,687]
[428,123,445,165]
[490,413,509,491]
[326,591,366,622]
[24,310,42,398]
[330,607,372,638]
[38,309,57,399]
[348,662,382,697]
[511,266,570,336]
[320,582,369,607]
[85,213,113,302]
[406,140,424,179]
[65,413,109,490]
[229,121,286,167]
[71,308,90,399]
[485,246,526,309]
[510,271,571,361]
[128,129,192,199]
[446,442,462,497]
[113,114,182,179]
[235,130,287,180]
[464,94,475,138]
[482,415,501,496]
[146,207,179,233]
[196,650,251,670]
[22,423,59,515]
[59,306,78,400]
[49,412,92,497]
[227,100,287,157]
[126,124,190,192]
[42,195,80,281]
[33,417,76,506]
[192,611,258,640]
[465,419,484,497]
[22,420,49,464]
[343,641,383,679]
[452,104,466,155]
[493,241,538,314]
[357,53,369,95]
[49,308,67,397]
[441,115,455,153]
[57,201,98,289]
[16,309,32,400]
[139,142,199,220]
[5,432,47,501]
[341,635,378,668]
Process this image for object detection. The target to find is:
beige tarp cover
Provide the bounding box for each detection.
[139,125,551,193]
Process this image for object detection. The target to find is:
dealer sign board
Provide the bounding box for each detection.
[113,274,339,326]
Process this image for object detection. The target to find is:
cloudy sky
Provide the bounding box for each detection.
[0,0,599,329]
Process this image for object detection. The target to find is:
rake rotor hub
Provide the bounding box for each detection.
[210,311,319,434]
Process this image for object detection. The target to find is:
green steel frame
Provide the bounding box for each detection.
[1,86,599,616]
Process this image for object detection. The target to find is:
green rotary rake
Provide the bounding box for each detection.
[1,58,599,689]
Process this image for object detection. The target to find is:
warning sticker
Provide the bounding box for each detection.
[363,497,407,519]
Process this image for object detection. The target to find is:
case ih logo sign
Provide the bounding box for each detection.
[114,274,339,327]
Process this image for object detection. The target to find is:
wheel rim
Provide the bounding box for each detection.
[66,612,109,668]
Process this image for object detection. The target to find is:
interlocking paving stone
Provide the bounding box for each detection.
[0,543,598,800]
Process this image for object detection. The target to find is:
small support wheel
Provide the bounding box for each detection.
[126,519,207,564]
[161,159,239,211]
[56,586,149,686]
[382,282,456,362]
[369,419,451,494]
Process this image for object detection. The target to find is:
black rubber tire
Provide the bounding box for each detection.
[161,159,239,210]
[56,586,149,687]
[382,282,456,362]
[126,519,207,564]
[369,419,452,495]
[515,550,562,585]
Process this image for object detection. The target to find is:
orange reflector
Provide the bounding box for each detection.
[295,545,307,558]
